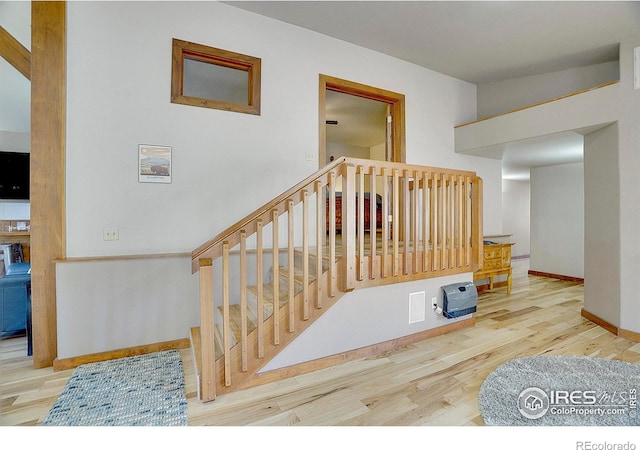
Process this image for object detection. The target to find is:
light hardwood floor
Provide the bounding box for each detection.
[3,258,640,426]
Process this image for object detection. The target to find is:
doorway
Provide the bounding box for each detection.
[318,75,405,167]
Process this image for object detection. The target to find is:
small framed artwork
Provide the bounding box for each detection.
[139,144,172,183]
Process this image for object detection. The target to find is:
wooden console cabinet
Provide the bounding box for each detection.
[474,242,514,294]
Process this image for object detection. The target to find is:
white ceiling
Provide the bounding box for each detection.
[466,131,587,180]
[227,1,640,84]
[227,1,640,180]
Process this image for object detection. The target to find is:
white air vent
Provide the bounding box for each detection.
[409,291,426,324]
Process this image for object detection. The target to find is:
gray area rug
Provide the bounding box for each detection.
[43,350,188,426]
[478,355,640,426]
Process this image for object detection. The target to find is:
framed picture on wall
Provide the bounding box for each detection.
[138,144,172,183]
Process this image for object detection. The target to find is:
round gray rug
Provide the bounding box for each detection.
[478,355,640,426]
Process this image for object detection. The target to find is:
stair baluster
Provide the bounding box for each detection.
[190,158,483,401]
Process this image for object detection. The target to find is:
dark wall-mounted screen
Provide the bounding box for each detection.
[0,151,30,200]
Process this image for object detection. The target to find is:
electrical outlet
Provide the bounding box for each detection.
[103,227,119,241]
[432,296,438,307]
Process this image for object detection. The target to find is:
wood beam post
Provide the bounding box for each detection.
[31,1,66,368]
[0,25,31,80]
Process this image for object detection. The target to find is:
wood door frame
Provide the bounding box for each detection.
[319,74,406,168]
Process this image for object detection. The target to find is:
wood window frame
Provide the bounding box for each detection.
[171,38,261,115]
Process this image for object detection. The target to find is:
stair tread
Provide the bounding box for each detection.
[278,265,317,286]
[210,246,337,367]
[217,304,257,344]
[247,283,290,305]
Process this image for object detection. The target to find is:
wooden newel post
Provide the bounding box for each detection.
[342,163,356,292]
[199,258,216,402]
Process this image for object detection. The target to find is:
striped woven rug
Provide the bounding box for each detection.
[43,350,188,426]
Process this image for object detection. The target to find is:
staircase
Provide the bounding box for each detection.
[210,247,331,365]
[190,157,483,402]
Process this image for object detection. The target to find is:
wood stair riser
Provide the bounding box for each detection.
[294,249,330,274]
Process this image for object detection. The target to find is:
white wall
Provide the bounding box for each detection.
[326,142,370,162]
[456,83,619,155]
[262,273,473,371]
[530,163,584,278]
[584,123,619,327]
[59,2,496,358]
[56,256,199,359]
[0,201,30,221]
[65,1,498,258]
[370,142,386,161]
[1,4,31,218]
[0,133,29,153]
[616,39,640,332]
[477,61,619,119]
[502,179,530,258]
[457,37,640,333]
[0,2,30,152]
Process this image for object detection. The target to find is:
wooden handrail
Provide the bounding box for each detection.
[191,157,476,272]
[191,156,347,273]
[190,157,483,401]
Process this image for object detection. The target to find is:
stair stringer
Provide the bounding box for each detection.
[210,258,346,397]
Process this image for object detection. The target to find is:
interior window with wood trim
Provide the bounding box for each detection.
[171,38,261,115]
